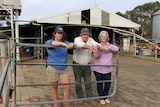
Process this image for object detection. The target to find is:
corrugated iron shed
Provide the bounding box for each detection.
[35,6,140,30]
[152,10,160,16]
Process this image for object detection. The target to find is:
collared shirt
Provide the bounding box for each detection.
[73,36,99,64]
[92,42,119,74]
[46,39,70,70]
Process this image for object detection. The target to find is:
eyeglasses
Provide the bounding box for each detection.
[56,32,63,34]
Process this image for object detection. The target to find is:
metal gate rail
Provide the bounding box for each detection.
[13,42,119,107]
[0,39,14,107]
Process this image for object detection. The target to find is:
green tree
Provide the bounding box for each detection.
[116,1,160,38]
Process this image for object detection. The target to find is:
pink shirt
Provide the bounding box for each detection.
[92,42,119,74]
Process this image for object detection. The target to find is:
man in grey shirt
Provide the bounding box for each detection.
[73,28,99,105]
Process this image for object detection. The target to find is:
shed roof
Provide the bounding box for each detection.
[35,6,140,30]
[153,10,160,16]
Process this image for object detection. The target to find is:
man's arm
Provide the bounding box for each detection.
[82,43,93,50]
[74,37,85,48]
[66,43,76,49]
[91,38,100,54]
[92,45,100,54]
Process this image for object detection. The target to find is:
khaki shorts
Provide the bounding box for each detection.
[46,66,70,82]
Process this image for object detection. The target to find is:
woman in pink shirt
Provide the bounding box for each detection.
[92,30,119,105]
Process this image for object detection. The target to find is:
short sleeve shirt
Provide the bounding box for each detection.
[73,37,99,64]
[46,39,70,70]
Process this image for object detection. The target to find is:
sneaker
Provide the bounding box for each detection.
[105,99,110,103]
[100,100,105,105]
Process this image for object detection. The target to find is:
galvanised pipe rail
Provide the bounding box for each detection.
[17,42,66,48]
[14,92,116,107]
[0,29,12,33]
[4,82,10,107]
[16,62,117,67]
[14,63,118,107]
[17,42,110,50]
[0,39,8,43]
[10,37,41,40]
[14,54,119,107]
[15,69,118,107]
[13,43,119,107]
[17,80,115,87]
[0,61,10,95]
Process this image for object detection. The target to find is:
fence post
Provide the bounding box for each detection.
[155,40,157,61]
[15,10,20,61]
[41,25,44,60]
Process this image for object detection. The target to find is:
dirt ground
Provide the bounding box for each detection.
[110,55,160,107]
[3,54,160,107]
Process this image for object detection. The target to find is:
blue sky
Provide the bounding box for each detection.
[19,0,159,20]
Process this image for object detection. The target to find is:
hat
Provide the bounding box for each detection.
[80,28,90,35]
[54,26,64,33]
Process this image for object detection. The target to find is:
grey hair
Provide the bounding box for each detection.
[98,30,109,42]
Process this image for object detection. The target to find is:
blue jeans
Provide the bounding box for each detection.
[94,71,111,99]
[73,61,93,98]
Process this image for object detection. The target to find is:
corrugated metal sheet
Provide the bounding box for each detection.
[35,6,140,29]
[102,10,109,26]
[0,0,21,10]
[109,13,140,29]
[90,7,101,25]
[152,11,160,41]
[153,10,160,16]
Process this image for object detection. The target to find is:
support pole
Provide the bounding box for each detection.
[10,9,14,60]
[132,29,136,56]
[112,32,116,45]
[15,10,20,61]
[41,25,43,60]
[155,40,157,61]
[13,43,17,105]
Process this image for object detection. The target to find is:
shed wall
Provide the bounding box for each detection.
[152,15,160,42]
[90,8,101,25]
[0,0,21,9]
